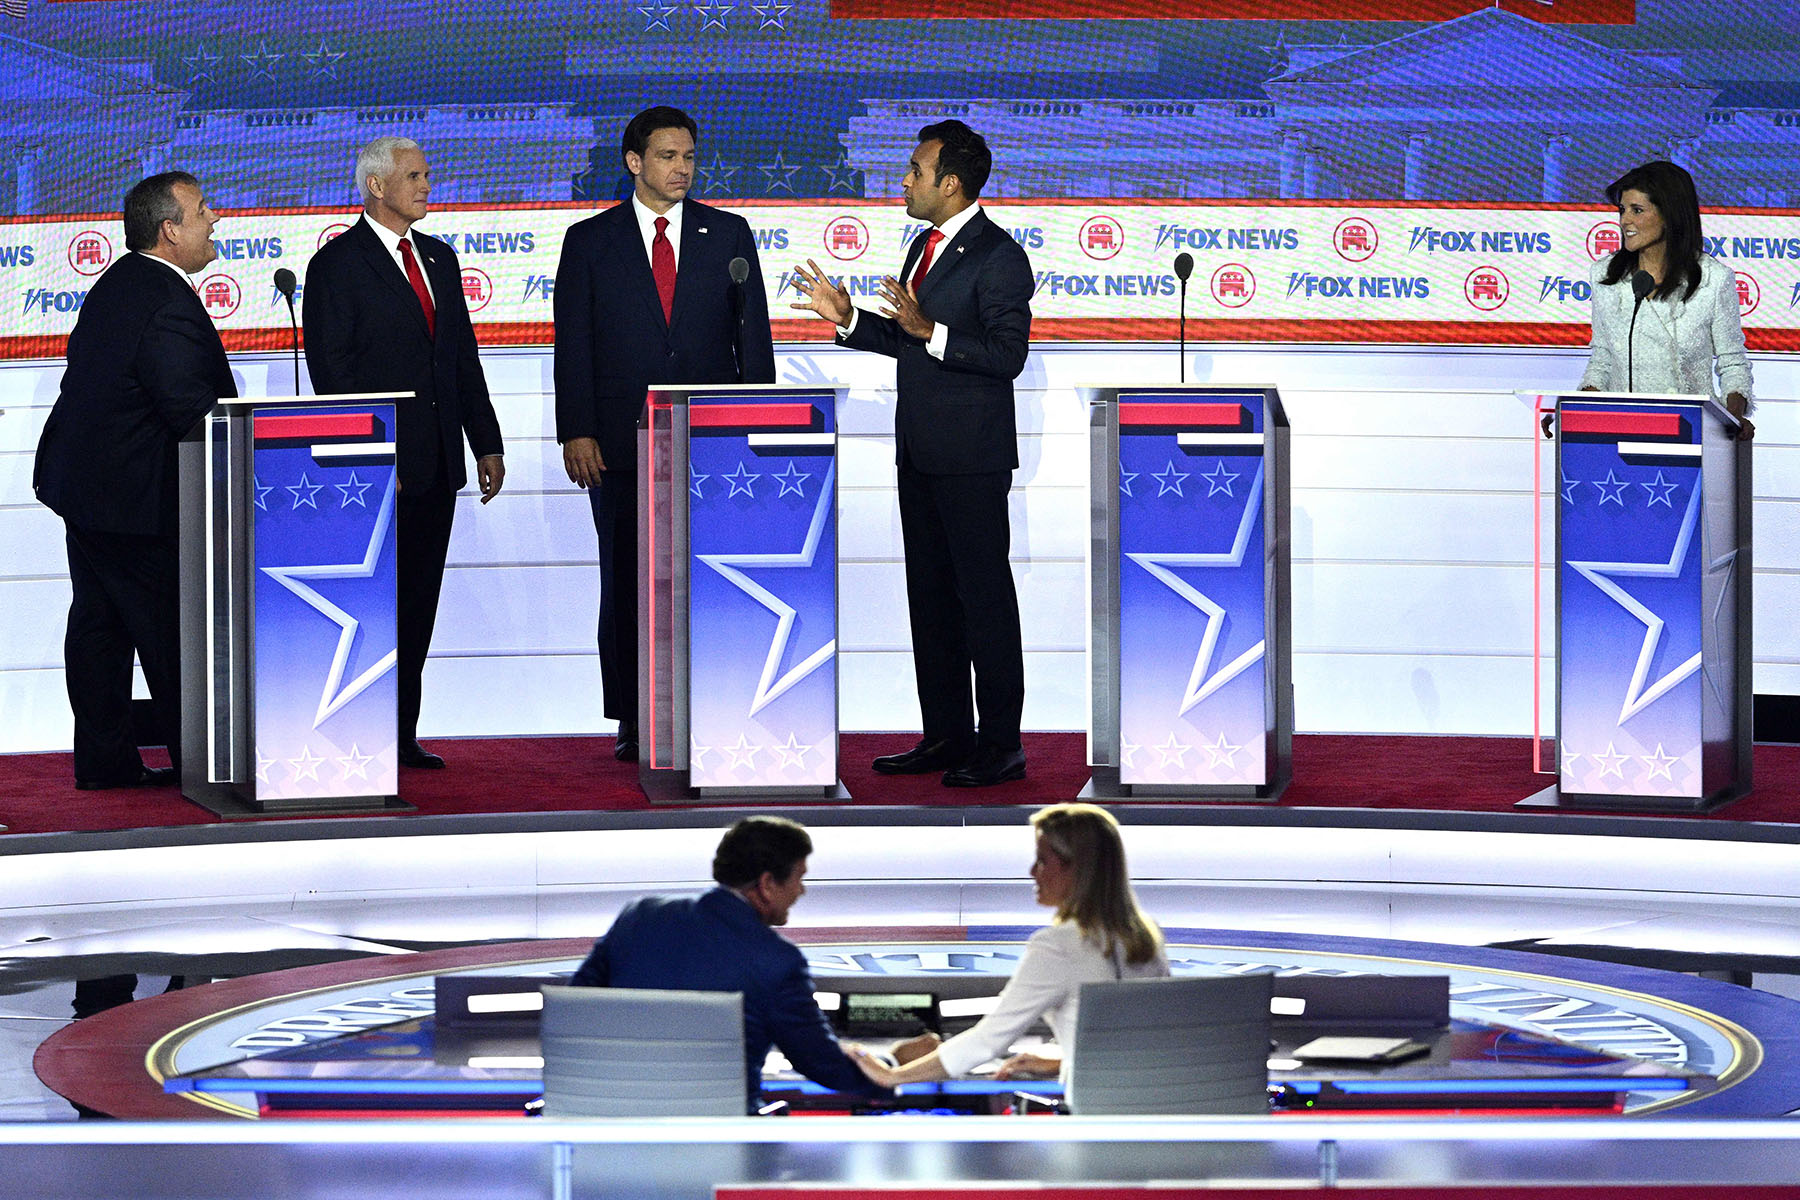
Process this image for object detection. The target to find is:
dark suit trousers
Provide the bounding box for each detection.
[62,524,182,783]
[588,471,638,724]
[396,482,457,744]
[896,462,1024,752]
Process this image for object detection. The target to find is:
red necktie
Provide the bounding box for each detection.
[652,215,676,324]
[398,237,435,338]
[910,228,943,292]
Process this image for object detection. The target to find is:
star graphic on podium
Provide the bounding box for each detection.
[338,744,374,780]
[1119,736,1141,769]
[260,475,399,728]
[1641,743,1678,781]
[695,0,734,30]
[1567,485,1702,724]
[1202,732,1243,768]
[1640,471,1679,508]
[256,749,276,784]
[288,473,323,510]
[690,467,710,498]
[724,734,762,770]
[773,461,811,498]
[1592,742,1629,778]
[751,0,792,28]
[336,471,372,508]
[253,476,273,511]
[690,740,713,772]
[289,744,324,782]
[1152,734,1192,768]
[1119,465,1139,497]
[1560,473,1581,505]
[697,462,838,717]
[1593,470,1630,507]
[1201,461,1238,498]
[1126,463,1267,719]
[771,733,813,769]
[1560,744,1583,775]
[1151,460,1189,498]
[636,3,678,31]
[723,462,760,498]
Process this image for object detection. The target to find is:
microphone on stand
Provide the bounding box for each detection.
[728,256,750,383]
[1173,252,1194,383]
[273,268,300,394]
[1627,269,1654,392]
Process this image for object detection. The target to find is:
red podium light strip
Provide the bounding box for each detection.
[1119,402,1247,428]
[688,403,817,429]
[252,413,378,441]
[1560,410,1684,438]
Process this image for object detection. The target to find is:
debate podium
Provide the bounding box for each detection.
[177,393,410,818]
[639,384,848,803]
[1081,385,1292,801]
[1523,392,1752,812]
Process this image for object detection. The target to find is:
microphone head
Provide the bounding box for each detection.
[728,256,750,286]
[1173,252,1194,282]
[1631,269,1655,302]
[273,267,297,299]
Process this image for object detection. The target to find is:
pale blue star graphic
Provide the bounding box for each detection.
[695,0,734,30]
[691,466,709,499]
[818,152,859,193]
[723,462,760,498]
[698,153,739,196]
[1560,472,1580,505]
[241,40,284,81]
[1151,460,1188,497]
[253,476,273,511]
[773,461,811,497]
[336,471,372,508]
[758,151,802,195]
[1126,462,1266,719]
[1640,470,1679,508]
[637,3,678,31]
[287,473,323,510]
[301,39,346,80]
[1593,469,1630,507]
[1567,483,1702,724]
[751,0,792,27]
[1119,464,1138,497]
[260,475,399,727]
[183,43,222,84]
[695,461,837,717]
[1201,460,1238,497]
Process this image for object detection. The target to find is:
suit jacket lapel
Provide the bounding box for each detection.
[669,202,710,336]
[602,202,670,332]
[914,210,987,300]
[355,221,432,338]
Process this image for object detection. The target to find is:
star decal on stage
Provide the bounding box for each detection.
[260,475,399,728]
[757,151,802,195]
[694,0,735,29]
[338,744,374,780]
[696,461,837,717]
[1152,733,1192,767]
[637,2,678,31]
[288,744,324,783]
[722,462,760,498]
[241,40,284,81]
[301,39,346,80]
[691,466,710,499]
[1592,469,1630,507]
[773,461,811,497]
[287,473,323,509]
[1641,743,1678,781]
[182,43,223,84]
[1151,460,1188,497]
[1640,470,1679,508]
[1201,460,1238,498]
[724,733,762,770]
[336,471,372,508]
[253,475,273,511]
[1125,462,1267,719]
[1567,484,1701,724]
[1118,464,1138,497]
[771,733,813,769]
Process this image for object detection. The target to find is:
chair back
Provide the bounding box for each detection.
[1068,974,1272,1115]
[539,986,745,1117]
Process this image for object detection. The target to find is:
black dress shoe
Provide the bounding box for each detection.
[872,737,971,775]
[398,740,446,769]
[942,746,1027,788]
[614,723,639,763]
[75,765,178,791]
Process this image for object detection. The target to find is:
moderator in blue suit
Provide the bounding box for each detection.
[570,817,881,1106]
[553,107,777,762]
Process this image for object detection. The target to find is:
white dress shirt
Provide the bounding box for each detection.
[136,251,194,283]
[840,201,983,361]
[632,194,683,268]
[934,919,1170,1080]
[362,214,435,304]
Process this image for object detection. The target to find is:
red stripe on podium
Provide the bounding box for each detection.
[253,413,377,441]
[688,403,816,428]
[1118,402,1245,427]
[1560,410,1683,437]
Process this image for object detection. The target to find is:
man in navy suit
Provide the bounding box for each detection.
[570,816,882,1107]
[554,107,776,762]
[791,121,1033,788]
[304,137,506,770]
[34,171,236,789]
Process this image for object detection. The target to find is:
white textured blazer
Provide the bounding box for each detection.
[1579,254,1754,408]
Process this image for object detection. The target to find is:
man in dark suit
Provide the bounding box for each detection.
[34,171,235,790]
[570,816,883,1108]
[791,120,1033,787]
[554,106,776,762]
[303,136,505,770]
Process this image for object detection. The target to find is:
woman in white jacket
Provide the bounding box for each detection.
[1580,160,1754,440]
[848,803,1168,1087]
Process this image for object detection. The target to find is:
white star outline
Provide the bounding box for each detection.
[1125,461,1266,719]
[695,460,837,717]
[259,473,399,728]
[1567,483,1702,725]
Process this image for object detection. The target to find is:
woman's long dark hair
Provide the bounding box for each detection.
[1601,160,1703,301]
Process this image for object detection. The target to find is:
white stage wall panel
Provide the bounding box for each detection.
[0,342,1792,752]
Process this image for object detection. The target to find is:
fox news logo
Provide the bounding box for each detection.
[903,222,1042,249]
[446,231,535,255]
[317,223,352,250]
[1155,226,1297,252]
[211,236,284,261]
[824,215,870,261]
[22,287,87,314]
[1463,266,1509,311]
[776,270,885,299]
[1285,272,1429,300]
[198,273,241,319]
[68,230,113,276]
[1586,222,1621,261]
[1210,263,1255,308]
[461,267,493,312]
[749,228,789,252]
[1033,271,1174,297]
[1735,270,1760,316]
[1702,235,1800,261]
[521,274,554,302]
[1539,276,1592,304]
[0,244,37,269]
[1079,216,1124,261]
[1332,218,1378,263]
[1408,228,1551,255]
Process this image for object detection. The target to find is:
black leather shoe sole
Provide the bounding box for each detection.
[614,737,639,763]
[398,745,446,769]
[872,742,970,775]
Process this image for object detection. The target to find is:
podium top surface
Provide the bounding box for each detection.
[646,383,848,403]
[213,392,416,409]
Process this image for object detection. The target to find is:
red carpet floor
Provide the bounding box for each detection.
[1,734,1797,837]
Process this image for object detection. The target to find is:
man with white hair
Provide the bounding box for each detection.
[303,136,505,770]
